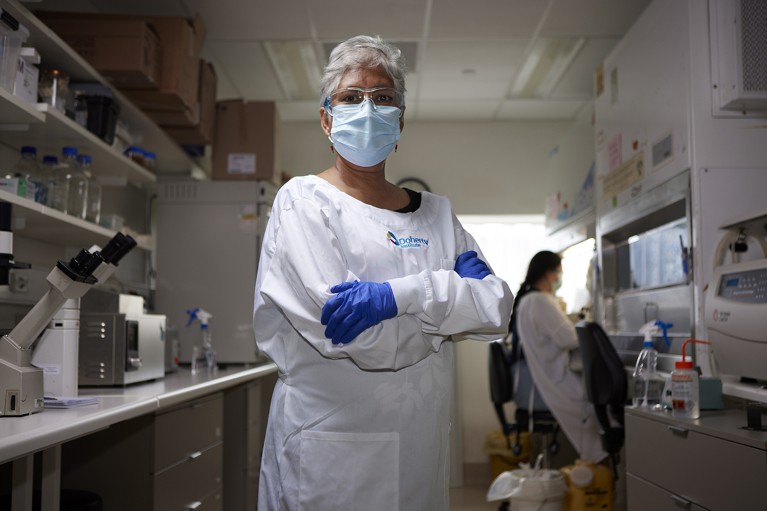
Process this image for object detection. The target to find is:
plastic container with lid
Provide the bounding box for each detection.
[0,9,29,92]
[12,145,46,204]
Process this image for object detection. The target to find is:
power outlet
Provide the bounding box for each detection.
[10,273,29,294]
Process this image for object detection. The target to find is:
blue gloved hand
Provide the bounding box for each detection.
[454,250,492,279]
[321,281,398,344]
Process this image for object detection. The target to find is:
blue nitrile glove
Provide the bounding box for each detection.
[321,281,398,345]
[454,250,492,279]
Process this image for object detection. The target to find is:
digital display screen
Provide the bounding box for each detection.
[719,268,767,303]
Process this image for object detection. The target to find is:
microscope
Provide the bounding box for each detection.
[0,216,136,416]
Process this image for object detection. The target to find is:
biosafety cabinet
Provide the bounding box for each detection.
[155,180,276,364]
[593,0,767,369]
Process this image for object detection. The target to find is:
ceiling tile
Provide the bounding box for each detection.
[205,41,284,100]
[541,0,651,37]
[310,0,427,40]
[549,37,619,99]
[183,0,311,40]
[418,40,525,101]
[416,100,499,121]
[496,99,585,120]
[430,0,548,38]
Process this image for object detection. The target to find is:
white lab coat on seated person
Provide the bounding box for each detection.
[253,175,513,511]
[515,291,608,463]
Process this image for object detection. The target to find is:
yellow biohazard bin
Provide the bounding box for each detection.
[484,430,532,479]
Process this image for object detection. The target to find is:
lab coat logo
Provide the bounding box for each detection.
[387,230,429,249]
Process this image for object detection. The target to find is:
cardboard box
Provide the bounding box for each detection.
[162,60,217,143]
[38,12,206,109]
[120,14,206,112]
[212,100,280,183]
[37,16,161,89]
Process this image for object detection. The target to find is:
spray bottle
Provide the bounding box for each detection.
[186,308,216,374]
[671,339,711,420]
[633,320,672,408]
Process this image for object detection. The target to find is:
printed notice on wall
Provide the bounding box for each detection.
[227,153,257,174]
[607,133,622,172]
[602,152,644,199]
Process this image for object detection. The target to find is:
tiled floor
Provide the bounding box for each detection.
[449,461,628,511]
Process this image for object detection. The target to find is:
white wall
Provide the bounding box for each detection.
[280,120,571,215]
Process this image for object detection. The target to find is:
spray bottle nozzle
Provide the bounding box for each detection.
[186,308,212,329]
[655,320,673,348]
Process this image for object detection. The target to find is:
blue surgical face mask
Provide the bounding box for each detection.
[329,99,401,167]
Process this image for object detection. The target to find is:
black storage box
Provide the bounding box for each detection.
[84,95,120,145]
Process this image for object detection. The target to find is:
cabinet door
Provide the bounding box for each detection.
[155,393,223,471]
[154,443,223,510]
[627,474,708,511]
[626,413,767,510]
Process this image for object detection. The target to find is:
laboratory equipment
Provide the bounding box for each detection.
[0,203,30,288]
[38,69,69,112]
[186,307,216,374]
[155,180,276,364]
[0,232,136,416]
[561,459,613,511]
[597,171,692,369]
[29,298,81,397]
[705,208,767,403]
[632,321,671,408]
[78,302,166,387]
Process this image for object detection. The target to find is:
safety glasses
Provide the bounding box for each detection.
[324,87,404,114]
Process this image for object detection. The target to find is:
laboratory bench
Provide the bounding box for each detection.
[0,362,278,511]
[625,405,767,511]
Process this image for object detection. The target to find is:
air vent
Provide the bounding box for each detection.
[711,0,767,114]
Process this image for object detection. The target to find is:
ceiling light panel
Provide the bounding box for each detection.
[310,0,428,39]
[430,0,547,38]
[183,0,311,41]
[420,40,526,100]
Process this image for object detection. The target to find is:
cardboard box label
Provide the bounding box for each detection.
[227,153,256,175]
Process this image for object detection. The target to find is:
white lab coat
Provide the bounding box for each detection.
[253,176,512,511]
[515,291,608,463]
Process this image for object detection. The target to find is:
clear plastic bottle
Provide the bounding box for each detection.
[42,155,69,213]
[633,339,663,408]
[78,154,102,224]
[61,146,88,219]
[671,361,700,419]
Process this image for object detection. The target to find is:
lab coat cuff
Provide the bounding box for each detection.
[388,273,429,316]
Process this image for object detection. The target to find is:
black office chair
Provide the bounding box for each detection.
[488,339,559,459]
[575,321,627,479]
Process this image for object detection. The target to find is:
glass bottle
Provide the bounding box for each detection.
[43,155,69,213]
[61,146,88,220]
[78,154,102,225]
[13,146,47,204]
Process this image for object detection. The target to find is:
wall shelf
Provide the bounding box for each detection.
[0,87,45,125]
[0,104,157,185]
[1,0,203,177]
[0,188,153,251]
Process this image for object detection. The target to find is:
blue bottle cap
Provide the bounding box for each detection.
[77,154,92,164]
[21,146,37,155]
[62,146,78,157]
[43,156,59,164]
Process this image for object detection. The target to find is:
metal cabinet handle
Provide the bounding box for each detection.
[188,451,202,460]
[667,425,689,437]
[185,501,202,510]
[671,494,692,508]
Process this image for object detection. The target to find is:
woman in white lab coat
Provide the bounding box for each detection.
[512,251,608,464]
[252,35,513,511]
